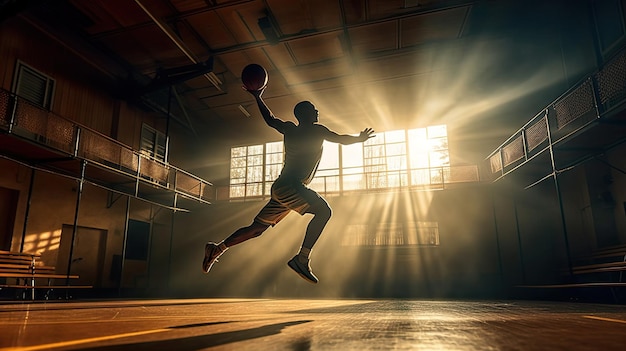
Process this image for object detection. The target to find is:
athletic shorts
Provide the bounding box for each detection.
[254,179,326,226]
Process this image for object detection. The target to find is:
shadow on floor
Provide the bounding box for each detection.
[72,320,312,351]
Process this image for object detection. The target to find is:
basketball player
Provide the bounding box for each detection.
[202,86,374,283]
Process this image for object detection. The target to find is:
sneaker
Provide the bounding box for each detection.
[202,242,223,273]
[287,255,319,284]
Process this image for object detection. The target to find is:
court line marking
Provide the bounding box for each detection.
[583,315,626,324]
[0,328,170,351]
[0,315,226,326]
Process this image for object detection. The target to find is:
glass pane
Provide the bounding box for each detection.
[248,145,263,155]
[368,173,386,188]
[231,147,246,158]
[343,174,364,190]
[386,142,406,156]
[247,166,263,181]
[387,172,405,187]
[408,129,428,153]
[246,182,262,196]
[308,178,326,192]
[265,141,283,153]
[264,182,273,196]
[365,144,385,158]
[266,152,283,164]
[430,168,444,184]
[265,164,281,181]
[366,164,386,173]
[329,177,340,192]
[247,154,263,166]
[411,169,430,185]
[408,128,426,140]
[230,167,246,179]
[314,169,339,183]
[231,157,246,168]
[318,141,338,170]
[229,185,245,198]
[343,166,363,175]
[310,174,337,191]
[441,167,451,183]
[387,155,406,171]
[342,143,363,168]
[410,152,429,169]
[365,156,386,167]
[427,125,447,138]
[429,150,450,167]
[365,133,384,146]
[429,137,448,151]
[230,177,245,185]
[385,130,405,143]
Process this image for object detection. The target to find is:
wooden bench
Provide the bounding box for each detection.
[571,245,626,279]
[517,246,626,302]
[0,250,91,300]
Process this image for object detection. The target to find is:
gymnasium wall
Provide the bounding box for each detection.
[0,16,186,291]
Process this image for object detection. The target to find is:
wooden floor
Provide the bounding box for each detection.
[1,298,626,350]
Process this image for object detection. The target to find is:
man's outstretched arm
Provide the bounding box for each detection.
[324,126,375,145]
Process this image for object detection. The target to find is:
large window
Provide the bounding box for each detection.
[230,141,283,198]
[310,126,451,193]
[228,125,473,199]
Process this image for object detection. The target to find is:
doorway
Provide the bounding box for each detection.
[0,186,19,251]
[57,225,107,287]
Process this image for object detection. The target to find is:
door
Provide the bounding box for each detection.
[0,186,19,251]
[57,225,107,287]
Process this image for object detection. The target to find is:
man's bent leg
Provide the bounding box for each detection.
[302,201,332,250]
[224,221,270,247]
[288,200,332,283]
[203,195,289,274]
[203,221,269,274]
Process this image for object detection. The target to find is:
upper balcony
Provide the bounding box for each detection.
[0,88,212,212]
[485,48,626,188]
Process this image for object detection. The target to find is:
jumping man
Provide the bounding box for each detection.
[202,86,374,283]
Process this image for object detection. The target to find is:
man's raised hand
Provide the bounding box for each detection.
[359,128,375,142]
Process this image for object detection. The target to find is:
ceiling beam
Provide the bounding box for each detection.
[134,0,223,91]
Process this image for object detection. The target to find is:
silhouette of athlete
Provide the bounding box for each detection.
[203,85,374,283]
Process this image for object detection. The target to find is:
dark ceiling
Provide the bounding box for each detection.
[6,0,563,155]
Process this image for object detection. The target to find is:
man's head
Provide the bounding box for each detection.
[294,101,318,124]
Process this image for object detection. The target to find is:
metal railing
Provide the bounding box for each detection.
[486,48,626,182]
[0,88,212,208]
[223,164,480,201]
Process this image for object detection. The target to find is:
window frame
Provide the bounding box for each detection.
[140,123,167,162]
[228,125,454,200]
[229,142,282,199]
[11,60,55,110]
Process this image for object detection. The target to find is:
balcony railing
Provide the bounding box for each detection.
[0,88,212,210]
[486,48,626,184]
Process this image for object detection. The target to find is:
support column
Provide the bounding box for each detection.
[19,169,35,252]
[118,195,131,296]
[66,160,86,288]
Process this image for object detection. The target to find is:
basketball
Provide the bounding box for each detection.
[241,63,268,91]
